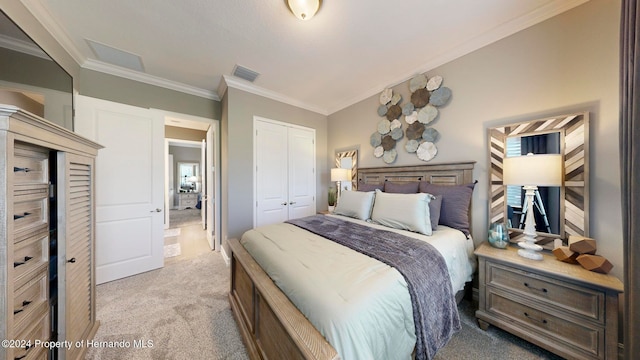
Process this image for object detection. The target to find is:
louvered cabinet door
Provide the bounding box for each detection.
[57,152,99,360]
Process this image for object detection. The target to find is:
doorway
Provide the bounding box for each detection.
[159,110,221,260]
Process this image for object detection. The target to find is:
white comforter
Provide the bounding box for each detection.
[240,215,475,360]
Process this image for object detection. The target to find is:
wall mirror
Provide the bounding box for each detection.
[0,10,74,130]
[178,162,200,192]
[335,148,358,190]
[488,111,589,249]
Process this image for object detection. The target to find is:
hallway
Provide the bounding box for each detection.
[164,209,212,264]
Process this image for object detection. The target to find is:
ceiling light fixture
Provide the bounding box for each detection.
[287,0,321,21]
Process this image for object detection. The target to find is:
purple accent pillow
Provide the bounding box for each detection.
[428,195,443,231]
[358,183,384,192]
[384,181,419,194]
[419,182,475,236]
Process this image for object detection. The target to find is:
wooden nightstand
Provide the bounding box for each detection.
[475,242,623,360]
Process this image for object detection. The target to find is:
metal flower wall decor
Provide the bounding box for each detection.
[371,74,451,163]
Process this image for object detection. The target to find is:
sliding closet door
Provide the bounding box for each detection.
[254,118,316,227]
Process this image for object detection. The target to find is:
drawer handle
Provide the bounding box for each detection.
[13,212,32,220]
[524,282,548,293]
[13,300,32,315]
[68,257,77,263]
[13,256,33,268]
[524,312,548,324]
[13,166,32,173]
[14,345,31,360]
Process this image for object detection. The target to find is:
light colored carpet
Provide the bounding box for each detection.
[86,250,561,360]
[170,208,202,228]
[164,228,181,237]
[85,252,248,360]
[163,243,181,258]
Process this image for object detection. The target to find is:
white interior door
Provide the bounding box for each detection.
[255,120,289,227]
[206,126,215,249]
[75,95,164,284]
[254,118,316,227]
[287,127,316,220]
[201,139,206,230]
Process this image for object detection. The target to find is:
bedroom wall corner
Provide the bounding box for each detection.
[327,0,622,279]
[221,87,329,250]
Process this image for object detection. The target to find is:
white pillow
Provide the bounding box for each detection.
[371,190,432,235]
[333,191,375,220]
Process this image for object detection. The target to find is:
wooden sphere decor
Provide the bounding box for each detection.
[568,235,597,255]
[576,254,613,274]
[552,246,579,264]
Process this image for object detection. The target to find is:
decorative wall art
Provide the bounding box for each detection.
[372,74,451,164]
[371,88,405,164]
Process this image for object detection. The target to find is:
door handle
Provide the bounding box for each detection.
[150,208,162,213]
[289,201,296,205]
[281,202,288,206]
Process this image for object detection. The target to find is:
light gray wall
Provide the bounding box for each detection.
[79,69,220,120]
[328,0,623,278]
[221,87,328,253]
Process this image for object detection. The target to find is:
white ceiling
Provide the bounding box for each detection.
[21,0,588,115]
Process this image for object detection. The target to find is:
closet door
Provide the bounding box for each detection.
[57,152,98,360]
[255,120,289,227]
[254,119,316,228]
[287,127,315,220]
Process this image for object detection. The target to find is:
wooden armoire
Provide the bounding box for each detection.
[0,105,102,360]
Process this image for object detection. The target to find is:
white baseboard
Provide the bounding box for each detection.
[221,245,230,266]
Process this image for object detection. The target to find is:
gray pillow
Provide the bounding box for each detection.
[419,182,475,236]
[384,181,419,193]
[428,195,443,230]
[358,182,384,192]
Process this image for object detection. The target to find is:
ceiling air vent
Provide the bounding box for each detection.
[232,64,259,83]
[86,39,144,72]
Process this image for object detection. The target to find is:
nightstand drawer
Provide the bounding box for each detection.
[487,262,603,322]
[487,291,603,358]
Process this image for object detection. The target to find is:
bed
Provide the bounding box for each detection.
[228,162,476,360]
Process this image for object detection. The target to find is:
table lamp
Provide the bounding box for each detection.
[503,153,562,260]
[330,168,351,204]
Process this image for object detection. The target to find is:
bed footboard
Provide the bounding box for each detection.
[228,238,340,360]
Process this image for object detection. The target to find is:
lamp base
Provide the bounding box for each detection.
[517,241,543,261]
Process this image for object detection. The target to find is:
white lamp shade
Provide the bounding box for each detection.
[503,153,562,186]
[287,0,321,20]
[331,168,351,182]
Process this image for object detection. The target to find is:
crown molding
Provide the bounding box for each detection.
[83,59,219,100]
[220,75,329,116]
[20,0,87,65]
[326,0,589,115]
[20,0,218,101]
[0,34,50,60]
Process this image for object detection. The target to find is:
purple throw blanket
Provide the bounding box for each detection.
[286,215,460,360]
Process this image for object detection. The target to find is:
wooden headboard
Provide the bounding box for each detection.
[358,161,475,186]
